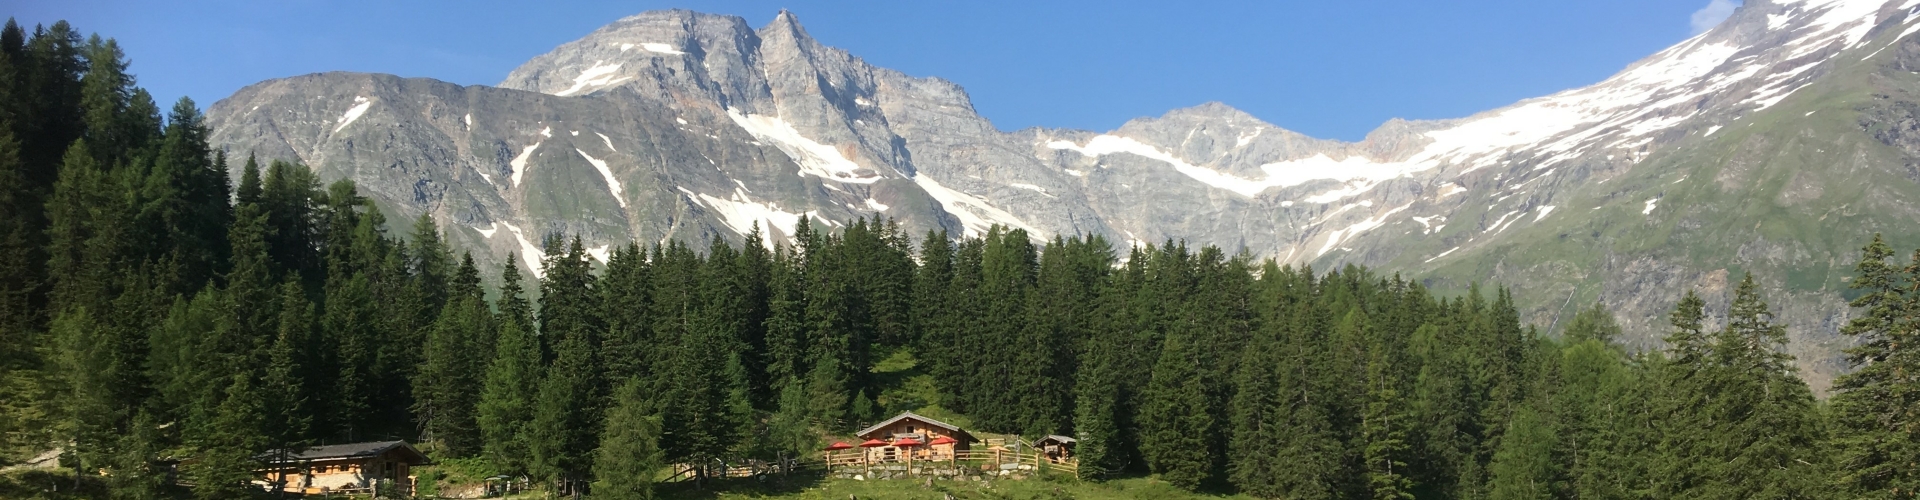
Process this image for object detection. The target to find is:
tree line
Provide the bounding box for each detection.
[1,19,1918,500]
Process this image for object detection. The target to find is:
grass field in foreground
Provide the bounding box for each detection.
[643,475,1254,500]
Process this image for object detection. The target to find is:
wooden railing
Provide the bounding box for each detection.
[811,448,1079,478]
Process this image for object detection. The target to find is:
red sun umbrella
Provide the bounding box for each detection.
[892,437,923,447]
[928,436,956,446]
[824,442,854,451]
[859,438,890,448]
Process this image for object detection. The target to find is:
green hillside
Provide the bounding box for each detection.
[1380,26,1920,392]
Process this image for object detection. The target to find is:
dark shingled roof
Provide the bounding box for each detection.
[260,441,428,464]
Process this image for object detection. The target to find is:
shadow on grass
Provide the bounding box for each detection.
[0,469,115,500]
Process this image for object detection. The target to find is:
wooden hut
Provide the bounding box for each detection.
[855,412,974,461]
[257,440,430,495]
[1035,435,1077,463]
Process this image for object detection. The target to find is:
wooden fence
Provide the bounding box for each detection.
[805,447,1077,478]
[663,442,1079,483]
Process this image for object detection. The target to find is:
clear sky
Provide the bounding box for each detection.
[5,0,1733,141]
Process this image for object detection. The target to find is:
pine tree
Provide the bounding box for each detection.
[1562,301,1622,345]
[592,378,663,500]
[50,306,121,474]
[599,244,653,384]
[1139,331,1213,491]
[186,373,267,500]
[416,258,492,457]
[767,377,815,460]
[0,125,42,347]
[478,309,540,476]
[1650,290,1714,497]
[260,159,323,282]
[528,323,600,491]
[763,248,807,395]
[1830,234,1920,496]
[1699,274,1824,499]
[805,357,848,431]
[263,281,312,442]
[528,238,603,490]
[1362,327,1415,500]
[1557,336,1646,500]
[1074,299,1130,481]
[1485,405,1559,500]
[911,229,953,353]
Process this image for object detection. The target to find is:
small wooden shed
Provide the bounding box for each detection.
[258,440,430,495]
[855,412,975,461]
[1036,435,1077,463]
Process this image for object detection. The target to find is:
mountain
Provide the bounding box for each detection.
[205,0,1920,391]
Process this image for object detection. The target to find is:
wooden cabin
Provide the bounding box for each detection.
[855,412,974,461]
[257,440,429,495]
[1035,435,1077,463]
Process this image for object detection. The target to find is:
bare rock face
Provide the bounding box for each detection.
[209,1,1920,391]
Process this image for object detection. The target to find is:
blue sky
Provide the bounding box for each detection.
[6,0,1732,141]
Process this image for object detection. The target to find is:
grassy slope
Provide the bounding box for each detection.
[1381,27,1920,392]
[655,476,1249,500]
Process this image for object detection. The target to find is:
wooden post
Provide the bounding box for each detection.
[907,447,914,477]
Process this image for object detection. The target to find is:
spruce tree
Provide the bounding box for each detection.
[477,309,540,476]
[417,263,491,457]
[1139,331,1213,491]
[767,377,816,460]
[1074,320,1127,481]
[187,374,267,500]
[763,248,807,395]
[1485,405,1559,500]
[599,244,653,384]
[805,357,848,431]
[261,280,312,488]
[592,378,663,500]
[1830,234,1920,496]
[1362,330,1415,500]
[1700,274,1824,499]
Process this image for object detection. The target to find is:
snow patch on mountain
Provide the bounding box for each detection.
[575,149,626,208]
[637,42,685,55]
[498,222,546,278]
[912,174,1041,238]
[556,61,633,96]
[333,96,370,133]
[510,142,540,186]
[1318,202,1413,257]
[726,108,880,184]
[694,190,805,248]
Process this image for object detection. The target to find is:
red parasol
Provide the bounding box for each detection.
[928,436,956,446]
[892,437,923,447]
[858,438,890,448]
[824,442,854,451]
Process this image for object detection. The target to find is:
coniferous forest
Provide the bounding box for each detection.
[3,20,1920,500]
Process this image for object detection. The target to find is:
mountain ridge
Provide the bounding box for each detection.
[206,0,1920,391]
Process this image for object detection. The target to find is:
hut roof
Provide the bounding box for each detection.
[856,412,973,442]
[1037,435,1078,445]
[259,441,429,465]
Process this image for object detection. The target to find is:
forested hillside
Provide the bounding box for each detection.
[3,18,1920,500]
